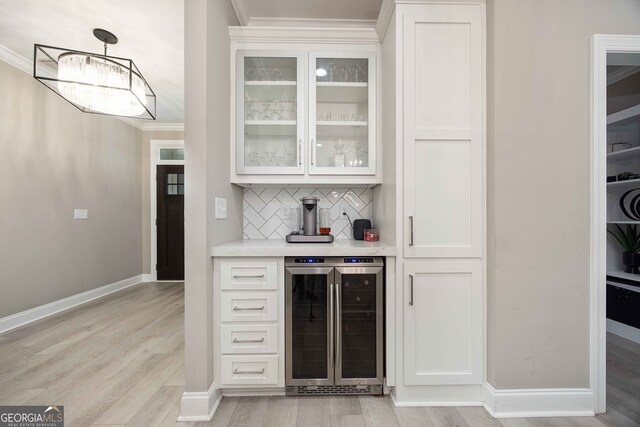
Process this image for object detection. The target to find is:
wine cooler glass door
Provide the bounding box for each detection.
[335,266,383,385]
[285,267,334,386]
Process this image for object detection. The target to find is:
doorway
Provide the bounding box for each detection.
[591,35,640,416]
[157,165,185,280]
[150,140,185,281]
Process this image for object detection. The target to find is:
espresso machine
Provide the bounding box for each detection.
[285,196,334,243]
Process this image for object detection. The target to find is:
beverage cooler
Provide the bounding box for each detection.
[284,257,383,395]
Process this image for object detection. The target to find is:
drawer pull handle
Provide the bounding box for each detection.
[233,274,265,279]
[233,337,265,343]
[234,368,265,375]
[233,306,265,311]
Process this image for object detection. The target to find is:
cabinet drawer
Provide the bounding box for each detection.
[221,355,279,386]
[221,292,277,322]
[221,324,278,354]
[220,260,278,290]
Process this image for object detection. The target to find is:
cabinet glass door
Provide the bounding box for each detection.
[285,267,334,385]
[237,51,304,174]
[309,53,376,175]
[335,266,383,384]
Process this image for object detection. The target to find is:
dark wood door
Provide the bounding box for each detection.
[157,165,184,280]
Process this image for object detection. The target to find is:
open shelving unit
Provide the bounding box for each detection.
[606,70,640,286]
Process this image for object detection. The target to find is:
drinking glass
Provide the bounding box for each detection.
[319,208,331,235]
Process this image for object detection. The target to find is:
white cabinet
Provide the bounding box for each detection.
[403,261,482,385]
[309,52,376,175]
[230,29,380,186]
[381,0,486,404]
[215,257,284,388]
[402,4,484,259]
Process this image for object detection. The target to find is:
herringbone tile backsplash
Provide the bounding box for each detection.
[243,188,374,240]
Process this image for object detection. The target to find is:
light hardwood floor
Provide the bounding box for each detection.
[0,282,638,427]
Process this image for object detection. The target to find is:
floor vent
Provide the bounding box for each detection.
[287,385,382,396]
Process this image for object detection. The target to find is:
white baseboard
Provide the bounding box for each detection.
[607,319,640,344]
[0,274,144,334]
[142,274,154,282]
[178,383,221,422]
[483,383,594,418]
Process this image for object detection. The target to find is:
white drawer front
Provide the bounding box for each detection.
[220,324,278,354]
[221,355,278,386]
[220,260,278,290]
[221,292,277,322]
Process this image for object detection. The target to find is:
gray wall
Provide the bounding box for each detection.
[183,0,242,394]
[487,0,640,389]
[0,60,143,318]
[141,130,185,275]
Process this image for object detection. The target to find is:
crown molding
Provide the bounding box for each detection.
[376,0,395,41]
[247,17,376,29]
[141,122,185,132]
[230,0,249,26]
[229,26,379,44]
[0,43,32,74]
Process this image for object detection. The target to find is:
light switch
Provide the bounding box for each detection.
[215,197,227,219]
[74,209,88,220]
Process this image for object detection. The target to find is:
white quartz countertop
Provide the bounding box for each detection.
[210,239,396,257]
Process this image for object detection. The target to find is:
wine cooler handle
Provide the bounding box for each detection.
[329,282,335,373]
[335,281,341,376]
[409,274,414,306]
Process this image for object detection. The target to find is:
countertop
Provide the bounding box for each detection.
[210,239,396,257]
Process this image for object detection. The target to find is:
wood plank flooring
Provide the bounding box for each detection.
[0,282,638,427]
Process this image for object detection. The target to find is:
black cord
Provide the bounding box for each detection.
[343,212,354,229]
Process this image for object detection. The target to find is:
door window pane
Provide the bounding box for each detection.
[291,274,328,380]
[340,273,377,379]
[167,173,184,196]
[160,148,184,160]
[244,57,298,168]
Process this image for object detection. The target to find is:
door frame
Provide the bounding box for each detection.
[150,139,184,282]
[590,34,640,414]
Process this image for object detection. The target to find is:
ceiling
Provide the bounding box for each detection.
[0,0,383,124]
[0,0,184,124]
[237,0,383,24]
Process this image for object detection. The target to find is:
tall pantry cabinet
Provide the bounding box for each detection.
[380,0,486,404]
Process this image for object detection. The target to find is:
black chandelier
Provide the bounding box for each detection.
[33,29,156,120]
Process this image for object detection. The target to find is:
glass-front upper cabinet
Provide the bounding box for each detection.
[309,53,376,175]
[236,51,304,174]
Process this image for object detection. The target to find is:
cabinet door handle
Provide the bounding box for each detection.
[233,306,265,311]
[232,274,265,279]
[233,368,265,375]
[233,337,265,343]
[311,139,315,166]
[409,216,414,247]
[409,274,414,306]
[298,138,302,166]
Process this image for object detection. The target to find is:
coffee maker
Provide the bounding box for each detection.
[285,196,334,243]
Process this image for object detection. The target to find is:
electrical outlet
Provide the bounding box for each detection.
[340,203,348,217]
[74,209,88,220]
[280,205,289,220]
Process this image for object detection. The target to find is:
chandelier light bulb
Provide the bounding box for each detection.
[57,53,146,116]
